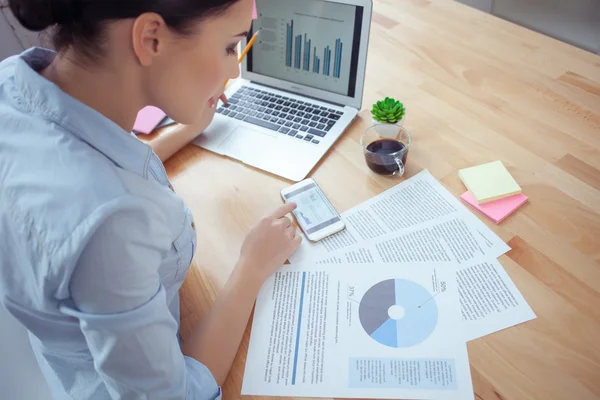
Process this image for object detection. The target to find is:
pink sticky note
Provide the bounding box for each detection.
[252,0,258,19]
[133,106,166,134]
[461,191,528,224]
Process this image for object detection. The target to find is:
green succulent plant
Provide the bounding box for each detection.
[371,97,406,124]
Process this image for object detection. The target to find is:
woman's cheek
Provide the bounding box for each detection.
[211,74,226,96]
[208,59,229,92]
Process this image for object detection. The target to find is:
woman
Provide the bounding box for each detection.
[0,0,301,398]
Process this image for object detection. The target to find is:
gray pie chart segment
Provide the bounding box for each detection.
[358,279,396,335]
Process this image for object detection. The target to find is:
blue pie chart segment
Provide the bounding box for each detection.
[370,317,398,348]
[359,279,438,348]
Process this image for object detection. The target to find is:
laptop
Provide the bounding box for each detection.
[193,0,373,182]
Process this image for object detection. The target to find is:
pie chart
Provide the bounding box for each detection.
[359,279,438,348]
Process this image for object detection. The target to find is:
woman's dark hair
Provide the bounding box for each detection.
[9,0,240,58]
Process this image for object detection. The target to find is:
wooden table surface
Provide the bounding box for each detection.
[152,0,600,398]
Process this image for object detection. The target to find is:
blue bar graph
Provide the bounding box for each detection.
[284,19,342,77]
[307,39,312,71]
[286,21,293,67]
[303,34,307,71]
[303,35,312,71]
[338,42,343,78]
[340,40,344,78]
[334,39,338,77]
[333,39,343,79]
[294,34,302,69]
[323,46,331,76]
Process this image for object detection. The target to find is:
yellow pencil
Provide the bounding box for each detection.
[224,30,261,87]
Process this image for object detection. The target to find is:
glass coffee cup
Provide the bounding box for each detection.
[360,124,411,176]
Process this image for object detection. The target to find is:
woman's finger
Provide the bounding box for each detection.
[219,93,229,104]
[292,233,303,247]
[275,216,292,228]
[285,225,297,239]
[270,202,296,219]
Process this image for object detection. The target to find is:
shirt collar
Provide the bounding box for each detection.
[14,47,151,177]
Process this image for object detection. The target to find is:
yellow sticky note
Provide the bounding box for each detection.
[458,161,522,204]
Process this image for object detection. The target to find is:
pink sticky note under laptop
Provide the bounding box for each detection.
[253,0,258,19]
[133,106,166,134]
[461,191,528,223]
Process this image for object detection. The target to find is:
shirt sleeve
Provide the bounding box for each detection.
[60,197,221,400]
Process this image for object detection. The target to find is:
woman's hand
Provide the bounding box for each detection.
[237,202,302,285]
[184,202,301,386]
[149,93,228,162]
[196,93,228,132]
[207,94,229,121]
[174,92,228,136]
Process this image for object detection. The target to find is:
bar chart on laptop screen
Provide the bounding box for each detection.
[285,20,344,79]
[252,0,357,95]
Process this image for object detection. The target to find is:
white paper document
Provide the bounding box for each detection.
[242,264,474,399]
[314,254,536,341]
[289,170,510,265]
[456,259,536,341]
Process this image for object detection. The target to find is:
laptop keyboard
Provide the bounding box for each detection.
[216,86,343,145]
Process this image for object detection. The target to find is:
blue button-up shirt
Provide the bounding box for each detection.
[0,48,221,399]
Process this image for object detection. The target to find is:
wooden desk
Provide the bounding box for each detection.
[154,0,600,398]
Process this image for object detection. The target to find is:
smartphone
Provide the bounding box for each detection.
[280,178,346,242]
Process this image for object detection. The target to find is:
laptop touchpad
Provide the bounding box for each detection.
[217,125,279,162]
[194,117,237,150]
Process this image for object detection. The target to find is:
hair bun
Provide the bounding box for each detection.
[9,0,76,31]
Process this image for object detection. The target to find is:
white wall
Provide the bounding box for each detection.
[0,0,44,60]
[1,0,44,48]
[493,0,600,54]
[0,2,24,60]
[456,0,600,54]
[457,0,492,13]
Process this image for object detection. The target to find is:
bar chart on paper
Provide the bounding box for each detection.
[285,20,344,78]
[252,0,357,95]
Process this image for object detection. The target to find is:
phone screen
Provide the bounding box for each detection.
[283,182,341,235]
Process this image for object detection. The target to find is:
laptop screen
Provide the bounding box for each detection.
[247,0,364,98]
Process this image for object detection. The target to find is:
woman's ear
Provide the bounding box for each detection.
[131,13,168,67]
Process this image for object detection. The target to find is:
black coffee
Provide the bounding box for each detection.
[365,139,408,175]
